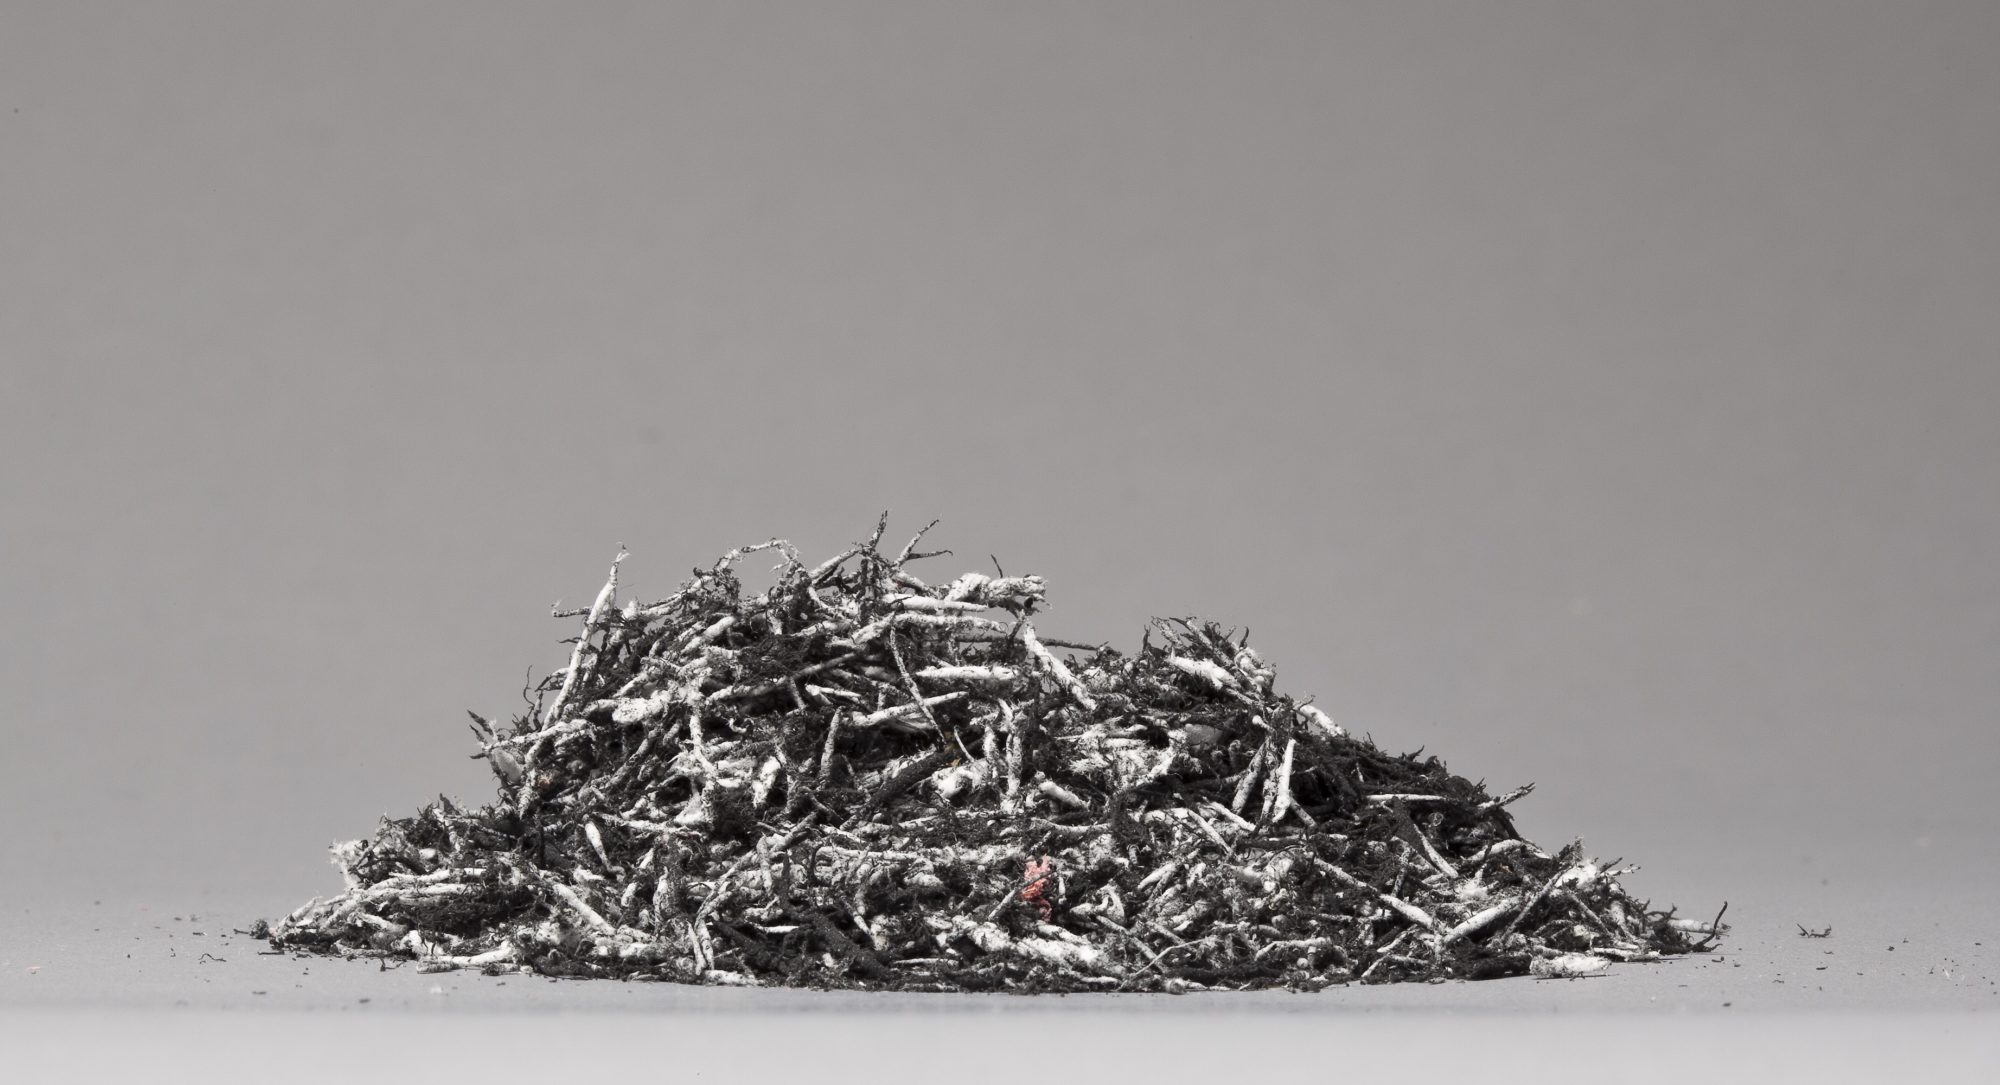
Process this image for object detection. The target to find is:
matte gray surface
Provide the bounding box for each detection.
[3,1,1996,1077]
[4,868,1996,1012]
[4,869,1995,1080]
[4,1010,1995,1085]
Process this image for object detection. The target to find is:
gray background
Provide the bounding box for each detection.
[2,1,1997,1074]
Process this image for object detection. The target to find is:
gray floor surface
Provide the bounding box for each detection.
[4,862,1994,1082]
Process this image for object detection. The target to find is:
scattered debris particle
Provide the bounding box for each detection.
[1531,954,1612,979]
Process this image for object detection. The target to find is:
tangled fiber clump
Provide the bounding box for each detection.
[269,519,1725,991]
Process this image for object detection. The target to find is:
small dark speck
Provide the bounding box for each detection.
[359,998,370,1004]
[252,990,268,996]
[1722,1002,1733,1007]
